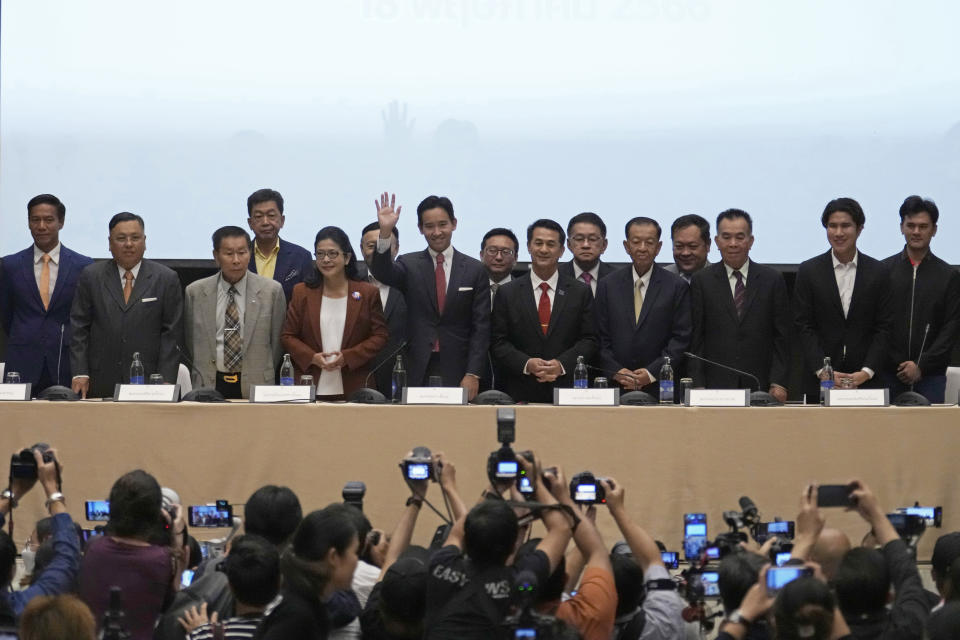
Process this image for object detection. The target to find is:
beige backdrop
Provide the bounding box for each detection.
[1,402,956,561]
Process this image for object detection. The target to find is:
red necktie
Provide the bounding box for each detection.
[580,272,592,287]
[538,282,551,335]
[435,253,446,314]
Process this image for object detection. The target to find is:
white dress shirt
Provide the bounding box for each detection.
[215,274,247,372]
[573,261,600,295]
[368,274,390,310]
[530,270,559,311]
[377,239,453,285]
[489,275,512,307]
[317,295,347,396]
[832,250,857,318]
[33,243,61,300]
[723,261,749,299]
[116,261,142,288]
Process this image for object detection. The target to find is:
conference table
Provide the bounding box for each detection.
[0,400,956,561]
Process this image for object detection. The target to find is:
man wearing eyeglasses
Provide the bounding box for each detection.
[480,228,520,309]
[559,212,615,297]
[245,188,313,303]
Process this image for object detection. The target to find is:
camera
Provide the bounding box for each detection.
[10,443,54,479]
[188,501,232,528]
[342,481,366,511]
[403,446,435,481]
[500,570,570,639]
[85,500,111,522]
[887,513,926,539]
[488,447,532,481]
[753,520,795,544]
[568,471,607,505]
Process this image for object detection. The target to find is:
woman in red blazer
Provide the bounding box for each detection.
[281,226,388,400]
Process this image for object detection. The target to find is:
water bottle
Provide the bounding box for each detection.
[659,356,674,404]
[280,354,294,386]
[573,356,588,389]
[129,352,144,385]
[819,356,834,405]
[391,354,407,403]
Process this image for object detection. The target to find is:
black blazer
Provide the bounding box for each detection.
[690,261,791,391]
[793,250,892,400]
[491,271,597,403]
[370,247,489,387]
[594,265,690,391]
[69,258,184,398]
[369,284,409,397]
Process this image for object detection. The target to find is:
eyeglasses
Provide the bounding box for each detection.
[570,235,604,244]
[315,250,342,260]
[484,247,515,258]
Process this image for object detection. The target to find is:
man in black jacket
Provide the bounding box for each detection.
[881,196,960,403]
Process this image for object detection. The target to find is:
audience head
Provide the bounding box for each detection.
[670,213,711,275]
[566,212,608,270]
[211,225,252,285]
[714,208,754,270]
[932,532,960,596]
[834,547,890,617]
[361,220,399,265]
[244,485,303,547]
[515,538,565,604]
[108,212,147,270]
[19,595,96,640]
[463,500,518,569]
[480,227,519,282]
[810,528,851,582]
[622,216,662,276]
[224,535,281,608]
[378,547,430,637]
[106,469,163,541]
[282,504,360,599]
[246,188,285,244]
[306,225,360,285]
[773,576,835,640]
[928,601,960,640]
[416,195,456,253]
[610,550,645,617]
[27,194,66,253]
[718,551,767,613]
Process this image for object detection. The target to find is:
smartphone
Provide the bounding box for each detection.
[756,520,795,542]
[188,504,232,528]
[817,484,855,508]
[899,506,942,527]
[180,569,195,588]
[766,566,813,595]
[661,551,680,569]
[775,552,792,566]
[85,500,110,521]
[887,513,926,537]
[683,513,708,560]
[516,474,535,496]
[81,528,105,542]
[700,570,720,597]
[705,546,721,561]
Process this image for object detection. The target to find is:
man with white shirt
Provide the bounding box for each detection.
[70,212,184,398]
[664,214,712,283]
[480,228,519,309]
[491,219,597,403]
[0,194,92,394]
[559,212,615,296]
[184,226,286,399]
[793,197,892,402]
[360,221,408,397]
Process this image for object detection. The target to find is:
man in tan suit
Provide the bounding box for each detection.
[185,226,286,399]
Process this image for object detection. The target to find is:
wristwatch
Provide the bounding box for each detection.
[725,609,753,627]
[405,496,423,508]
[1,490,17,509]
[45,492,66,510]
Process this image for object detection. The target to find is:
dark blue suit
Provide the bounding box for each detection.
[370,247,490,387]
[369,283,408,397]
[594,265,691,395]
[248,238,313,303]
[0,245,93,391]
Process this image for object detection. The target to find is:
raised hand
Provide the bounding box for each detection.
[375,192,402,236]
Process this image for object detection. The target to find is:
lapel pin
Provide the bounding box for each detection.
[351,291,361,300]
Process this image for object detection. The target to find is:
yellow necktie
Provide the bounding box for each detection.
[634,280,644,322]
[39,254,51,310]
[123,270,134,303]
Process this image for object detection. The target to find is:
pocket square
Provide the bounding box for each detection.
[458,287,473,291]
[141,297,158,303]
[283,270,299,281]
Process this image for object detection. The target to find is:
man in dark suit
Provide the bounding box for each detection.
[369,192,489,400]
[793,198,892,402]
[491,219,597,403]
[479,228,520,393]
[70,212,184,398]
[360,221,408,397]
[689,209,791,401]
[595,216,690,397]
[664,214,712,284]
[0,194,93,393]
[558,212,615,296]
[246,188,313,303]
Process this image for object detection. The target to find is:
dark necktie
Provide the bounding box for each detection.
[538,282,551,335]
[224,286,242,371]
[733,270,745,319]
[490,282,499,310]
[433,254,446,352]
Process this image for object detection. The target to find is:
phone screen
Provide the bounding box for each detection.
[661,551,679,569]
[684,513,707,560]
[189,505,232,528]
[775,552,792,566]
[180,569,195,588]
[766,567,810,594]
[85,500,110,521]
[517,475,534,494]
[700,571,720,597]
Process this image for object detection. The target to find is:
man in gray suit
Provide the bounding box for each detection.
[185,226,286,399]
[70,212,184,398]
[664,214,712,283]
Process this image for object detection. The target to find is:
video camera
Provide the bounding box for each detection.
[568,471,607,505]
[403,447,435,481]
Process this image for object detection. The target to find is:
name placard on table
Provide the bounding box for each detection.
[249,385,315,403]
[685,388,750,407]
[113,384,181,402]
[403,387,468,405]
[0,383,31,401]
[824,388,889,407]
[553,388,619,406]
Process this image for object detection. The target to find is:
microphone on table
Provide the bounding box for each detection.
[683,352,780,406]
[176,344,225,403]
[351,341,408,404]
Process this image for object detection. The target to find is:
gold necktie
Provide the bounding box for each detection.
[39,254,51,310]
[634,280,644,322]
[123,270,134,303]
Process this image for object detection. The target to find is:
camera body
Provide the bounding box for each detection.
[342,481,366,511]
[10,443,54,479]
[488,447,533,481]
[403,446,435,481]
[568,471,606,505]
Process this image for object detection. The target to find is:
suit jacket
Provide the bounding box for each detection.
[248,237,314,303]
[183,272,287,398]
[368,283,408,397]
[793,250,892,400]
[664,260,711,284]
[280,280,388,398]
[69,258,184,398]
[0,245,93,388]
[690,261,791,391]
[491,271,597,403]
[557,260,615,293]
[595,265,691,394]
[370,247,489,387]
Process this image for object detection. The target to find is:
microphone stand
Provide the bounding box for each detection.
[683,352,780,406]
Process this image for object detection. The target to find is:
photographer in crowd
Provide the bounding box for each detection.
[0,446,80,622]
